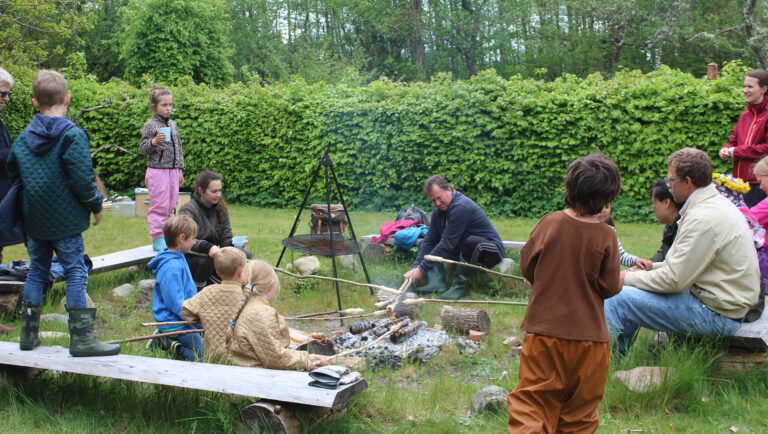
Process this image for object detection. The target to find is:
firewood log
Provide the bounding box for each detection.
[376,290,421,318]
[440,305,490,334]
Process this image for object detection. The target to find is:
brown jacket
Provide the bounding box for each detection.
[140,114,184,169]
[181,280,245,360]
[520,211,621,342]
[228,296,312,370]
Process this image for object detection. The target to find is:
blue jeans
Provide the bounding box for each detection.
[23,235,88,308]
[604,286,742,357]
[170,329,204,361]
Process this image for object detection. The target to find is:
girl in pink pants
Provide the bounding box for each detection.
[139,84,184,251]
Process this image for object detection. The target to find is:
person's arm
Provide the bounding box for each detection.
[745,199,768,228]
[616,237,639,268]
[720,125,739,160]
[180,293,203,323]
[62,130,102,214]
[732,140,768,160]
[157,266,189,319]
[139,121,157,157]
[412,208,441,270]
[417,206,472,272]
[247,310,310,370]
[5,143,18,183]
[596,240,621,299]
[219,216,234,247]
[178,205,216,254]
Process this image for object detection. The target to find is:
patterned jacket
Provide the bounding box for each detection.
[140,114,184,169]
[181,281,246,360]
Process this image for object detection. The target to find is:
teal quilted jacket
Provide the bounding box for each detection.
[6,119,102,241]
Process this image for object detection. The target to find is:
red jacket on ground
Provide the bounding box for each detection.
[727,98,768,183]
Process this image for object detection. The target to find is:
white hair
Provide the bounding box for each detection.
[0,67,14,88]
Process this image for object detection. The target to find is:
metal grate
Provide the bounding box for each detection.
[281,234,362,256]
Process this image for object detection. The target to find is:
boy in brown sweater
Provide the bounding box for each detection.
[181,247,247,361]
[508,154,622,433]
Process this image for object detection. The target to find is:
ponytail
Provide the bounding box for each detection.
[225,260,279,345]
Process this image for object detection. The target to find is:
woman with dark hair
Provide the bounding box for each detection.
[719,69,768,206]
[178,171,251,290]
[649,179,682,263]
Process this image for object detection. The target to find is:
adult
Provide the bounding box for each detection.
[719,69,768,207]
[178,171,251,290]
[648,179,682,263]
[605,148,760,357]
[403,175,505,299]
[0,67,16,264]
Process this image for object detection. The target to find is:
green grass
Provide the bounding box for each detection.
[1,206,768,432]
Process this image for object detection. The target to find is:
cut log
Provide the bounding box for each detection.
[440,305,490,334]
[376,290,421,318]
[0,292,22,316]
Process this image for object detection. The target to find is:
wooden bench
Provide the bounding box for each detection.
[0,341,367,432]
[731,301,768,349]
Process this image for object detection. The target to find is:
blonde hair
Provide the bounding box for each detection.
[0,67,14,88]
[149,83,172,105]
[32,70,68,108]
[755,156,768,178]
[163,215,198,248]
[213,247,246,280]
[225,260,278,344]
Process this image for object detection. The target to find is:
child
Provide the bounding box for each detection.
[603,207,652,270]
[7,70,120,356]
[181,247,247,361]
[508,154,622,433]
[140,84,184,251]
[227,260,327,370]
[147,215,203,361]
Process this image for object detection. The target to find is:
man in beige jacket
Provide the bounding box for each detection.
[605,148,760,357]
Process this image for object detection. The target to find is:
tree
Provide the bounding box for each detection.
[82,0,129,82]
[120,0,234,86]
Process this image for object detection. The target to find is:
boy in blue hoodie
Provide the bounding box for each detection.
[6,70,120,356]
[147,215,203,361]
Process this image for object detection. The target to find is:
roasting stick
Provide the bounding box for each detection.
[387,278,414,319]
[402,298,528,307]
[284,308,364,320]
[423,254,525,281]
[141,320,200,327]
[106,328,202,344]
[330,322,406,359]
[286,310,389,321]
[274,267,402,295]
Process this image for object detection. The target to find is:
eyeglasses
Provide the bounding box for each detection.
[0,91,11,98]
[664,176,682,186]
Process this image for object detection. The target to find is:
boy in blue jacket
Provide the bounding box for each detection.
[147,215,203,361]
[7,70,119,356]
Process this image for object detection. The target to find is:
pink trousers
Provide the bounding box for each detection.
[145,167,180,240]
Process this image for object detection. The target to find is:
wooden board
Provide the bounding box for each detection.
[360,234,525,251]
[0,341,367,410]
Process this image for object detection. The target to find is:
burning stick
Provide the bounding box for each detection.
[105,328,202,344]
[402,298,528,307]
[330,321,406,358]
[141,320,200,327]
[388,278,414,320]
[284,308,364,320]
[423,255,525,281]
[275,267,402,295]
[286,310,389,321]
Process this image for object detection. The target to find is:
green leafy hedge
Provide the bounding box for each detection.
[2,64,749,221]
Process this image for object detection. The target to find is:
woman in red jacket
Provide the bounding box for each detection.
[720,70,768,206]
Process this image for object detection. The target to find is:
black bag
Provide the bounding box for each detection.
[743,281,766,323]
[396,205,430,226]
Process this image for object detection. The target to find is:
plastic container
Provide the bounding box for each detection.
[112,201,136,217]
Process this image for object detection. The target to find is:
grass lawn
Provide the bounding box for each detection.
[1,205,767,432]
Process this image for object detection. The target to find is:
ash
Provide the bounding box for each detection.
[333,323,452,370]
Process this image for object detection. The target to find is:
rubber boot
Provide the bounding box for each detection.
[441,265,474,300]
[152,237,167,251]
[19,302,42,350]
[412,265,446,294]
[68,307,121,357]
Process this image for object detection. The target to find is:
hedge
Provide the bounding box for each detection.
[1,63,749,221]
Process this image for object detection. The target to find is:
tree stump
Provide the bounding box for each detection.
[376,290,421,318]
[440,305,490,334]
[240,401,299,433]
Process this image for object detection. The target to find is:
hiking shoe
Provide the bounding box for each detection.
[20,302,42,350]
[152,237,167,251]
[68,307,121,357]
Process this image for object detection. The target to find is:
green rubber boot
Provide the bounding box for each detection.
[68,307,121,357]
[19,302,42,350]
[413,265,446,294]
[441,265,474,300]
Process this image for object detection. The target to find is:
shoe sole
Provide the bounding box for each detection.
[70,347,121,357]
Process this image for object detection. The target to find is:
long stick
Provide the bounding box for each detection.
[275,267,401,295]
[286,310,389,321]
[424,255,525,281]
[388,278,414,319]
[284,308,364,320]
[141,320,200,327]
[106,328,203,344]
[331,322,405,358]
[403,297,528,307]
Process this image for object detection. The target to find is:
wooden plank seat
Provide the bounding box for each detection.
[731,301,768,349]
[0,341,367,432]
[359,234,525,251]
[0,244,157,294]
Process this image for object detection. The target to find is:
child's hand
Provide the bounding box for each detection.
[178,171,184,185]
[152,131,166,145]
[93,211,103,226]
[208,245,220,257]
[634,258,653,270]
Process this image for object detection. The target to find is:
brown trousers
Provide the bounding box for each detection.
[508,334,609,433]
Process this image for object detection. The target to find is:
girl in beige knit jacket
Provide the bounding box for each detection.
[226,260,328,370]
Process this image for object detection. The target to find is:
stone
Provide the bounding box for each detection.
[469,330,486,341]
[292,256,321,275]
[613,366,676,392]
[503,336,522,347]
[496,258,515,274]
[337,255,361,273]
[128,265,140,274]
[41,313,68,325]
[110,283,135,300]
[139,279,156,292]
[471,385,509,414]
[59,293,94,312]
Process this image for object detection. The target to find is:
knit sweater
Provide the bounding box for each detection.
[181,281,246,359]
[228,296,311,370]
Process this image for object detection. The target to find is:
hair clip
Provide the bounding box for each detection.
[229,320,236,329]
[244,284,253,292]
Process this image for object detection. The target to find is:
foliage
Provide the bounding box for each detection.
[119,0,234,86]
[2,65,748,221]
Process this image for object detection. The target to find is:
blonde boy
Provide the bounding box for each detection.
[182,247,247,360]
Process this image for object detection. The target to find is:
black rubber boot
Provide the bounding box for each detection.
[412,265,446,294]
[441,265,474,300]
[68,307,121,357]
[19,302,42,350]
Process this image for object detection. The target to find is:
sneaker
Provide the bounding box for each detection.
[145,329,171,351]
[152,238,167,251]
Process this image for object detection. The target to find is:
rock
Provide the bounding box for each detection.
[469,330,486,341]
[293,256,321,275]
[503,336,522,347]
[337,254,361,273]
[139,279,156,292]
[59,293,94,312]
[41,313,68,325]
[471,385,509,414]
[613,366,676,392]
[496,258,515,274]
[128,265,140,274]
[111,283,135,300]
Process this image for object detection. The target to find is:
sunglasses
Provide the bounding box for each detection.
[0,91,11,98]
